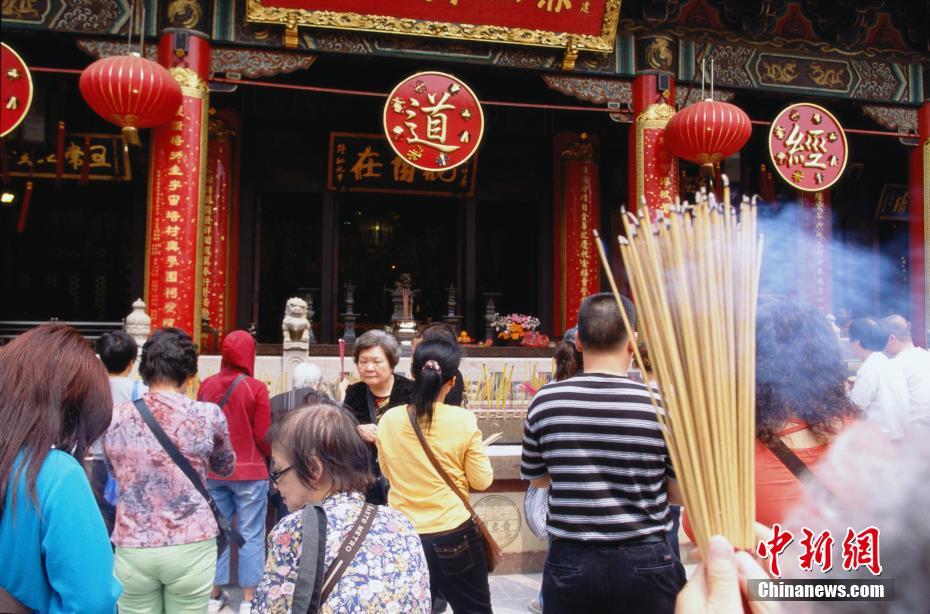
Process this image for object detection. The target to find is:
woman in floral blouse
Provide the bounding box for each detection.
[105,328,236,613]
[252,402,431,613]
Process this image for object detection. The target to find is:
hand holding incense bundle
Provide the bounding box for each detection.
[593,182,763,554]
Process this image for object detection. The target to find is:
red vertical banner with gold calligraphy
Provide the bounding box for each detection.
[800,190,832,314]
[555,137,601,332]
[200,111,237,352]
[634,103,678,216]
[145,34,210,341]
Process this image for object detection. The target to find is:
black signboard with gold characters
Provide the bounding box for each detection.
[327,132,476,197]
[4,133,132,182]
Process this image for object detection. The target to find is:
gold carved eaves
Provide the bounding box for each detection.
[246,0,621,54]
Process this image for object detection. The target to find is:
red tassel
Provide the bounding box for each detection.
[16,181,33,234]
[55,121,65,187]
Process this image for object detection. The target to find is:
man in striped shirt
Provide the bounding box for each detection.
[521,293,685,613]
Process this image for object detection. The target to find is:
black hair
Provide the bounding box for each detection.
[554,340,583,381]
[637,341,653,374]
[411,339,461,429]
[415,322,457,344]
[96,330,138,374]
[848,318,888,352]
[756,299,861,444]
[577,293,637,352]
[269,402,373,494]
[138,328,199,387]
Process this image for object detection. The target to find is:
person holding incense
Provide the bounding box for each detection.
[521,293,686,613]
[682,299,863,542]
[344,330,414,504]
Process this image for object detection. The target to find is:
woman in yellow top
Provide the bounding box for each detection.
[377,339,494,613]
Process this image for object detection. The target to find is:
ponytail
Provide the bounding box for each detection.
[411,340,462,430]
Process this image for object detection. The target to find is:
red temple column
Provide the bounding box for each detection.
[629,34,678,215]
[200,110,239,352]
[144,30,211,340]
[909,101,929,346]
[553,133,601,333]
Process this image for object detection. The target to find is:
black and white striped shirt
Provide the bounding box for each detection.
[521,373,674,542]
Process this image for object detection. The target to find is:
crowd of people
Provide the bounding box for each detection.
[1,295,928,613]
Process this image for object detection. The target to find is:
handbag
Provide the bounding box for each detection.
[132,397,245,555]
[291,502,378,613]
[523,485,549,541]
[406,406,503,572]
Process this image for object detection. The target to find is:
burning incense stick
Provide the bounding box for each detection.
[592,190,763,553]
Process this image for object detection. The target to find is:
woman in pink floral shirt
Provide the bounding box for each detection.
[105,328,236,613]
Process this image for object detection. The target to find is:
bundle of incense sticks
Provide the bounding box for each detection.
[594,179,764,552]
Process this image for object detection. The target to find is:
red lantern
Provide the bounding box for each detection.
[79,54,182,145]
[664,99,752,173]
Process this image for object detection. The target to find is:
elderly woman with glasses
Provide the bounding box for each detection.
[252,402,430,613]
[342,330,414,504]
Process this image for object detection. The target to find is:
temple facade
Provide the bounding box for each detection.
[1,0,928,349]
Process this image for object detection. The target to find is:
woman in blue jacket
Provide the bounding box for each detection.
[0,324,122,613]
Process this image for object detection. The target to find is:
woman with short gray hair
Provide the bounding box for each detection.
[342,330,414,504]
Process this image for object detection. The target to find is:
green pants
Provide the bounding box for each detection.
[115,539,216,614]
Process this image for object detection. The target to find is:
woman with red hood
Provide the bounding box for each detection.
[198,330,271,614]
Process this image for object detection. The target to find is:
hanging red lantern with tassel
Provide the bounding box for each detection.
[79,53,182,145]
[664,99,752,174]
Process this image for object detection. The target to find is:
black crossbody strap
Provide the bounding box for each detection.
[132,398,245,548]
[319,503,377,605]
[766,438,836,502]
[219,373,247,409]
[293,504,327,614]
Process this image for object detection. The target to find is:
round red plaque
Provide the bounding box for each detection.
[383,71,484,172]
[768,103,847,192]
[1,43,34,138]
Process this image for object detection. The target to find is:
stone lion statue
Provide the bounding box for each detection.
[282,297,310,349]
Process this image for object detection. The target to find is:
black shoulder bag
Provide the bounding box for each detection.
[132,385,246,554]
[291,502,378,613]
